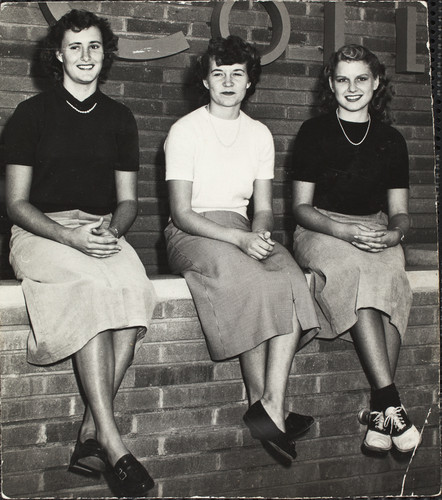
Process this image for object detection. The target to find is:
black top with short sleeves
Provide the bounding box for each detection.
[291,112,409,215]
[3,85,139,214]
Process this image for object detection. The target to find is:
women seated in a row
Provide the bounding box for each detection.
[4,8,420,496]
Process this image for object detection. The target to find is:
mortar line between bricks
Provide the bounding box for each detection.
[140,339,206,345]
[152,317,201,322]
[5,439,438,457]
[0,370,75,377]
[2,381,245,401]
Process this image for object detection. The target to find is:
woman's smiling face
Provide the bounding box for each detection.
[329,60,379,120]
[56,26,104,89]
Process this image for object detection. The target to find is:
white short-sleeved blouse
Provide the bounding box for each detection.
[165,106,274,219]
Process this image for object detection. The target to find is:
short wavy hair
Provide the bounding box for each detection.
[40,9,118,83]
[319,44,393,123]
[196,35,262,100]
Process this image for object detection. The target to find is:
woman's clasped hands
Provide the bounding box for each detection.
[338,222,401,252]
[65,217,121,258]
[239,230,275,260]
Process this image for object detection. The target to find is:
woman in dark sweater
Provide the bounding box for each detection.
[291,45,420,454]
[4,10,156,495]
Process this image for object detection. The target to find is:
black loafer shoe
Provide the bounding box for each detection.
[68,438,107,478]
[243,401,297,461]
[285,412,314,439]
[112,453,155,496]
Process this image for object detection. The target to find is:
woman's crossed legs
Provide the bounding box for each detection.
[351,308,420,453]
[240,324,300,432]
[74,327,137,466]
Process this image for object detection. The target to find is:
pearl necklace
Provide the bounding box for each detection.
[336,109,371,146]
[66,100,97,114]
[206,106,241,148]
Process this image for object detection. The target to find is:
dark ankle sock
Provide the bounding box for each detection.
[371,383,401,412]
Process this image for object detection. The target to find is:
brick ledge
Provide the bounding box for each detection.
[0,269,438,310]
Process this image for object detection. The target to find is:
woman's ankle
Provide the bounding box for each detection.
[260,397,286,432]
[79,407,97,442]
[371,383,401,411]
[79,422,97,442]
[97,431,129,467]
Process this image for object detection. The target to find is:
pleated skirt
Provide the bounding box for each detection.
[9,210,157,365]
[165,211,319,361]
[293,209,412,341]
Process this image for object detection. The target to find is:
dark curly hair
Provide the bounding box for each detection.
[319,44,393,123]
[196,35,262,100]
[40,9,118,84]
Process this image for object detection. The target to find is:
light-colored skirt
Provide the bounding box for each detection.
[165,211,319,361]
[9,210,157,365]
[293,209,412,341]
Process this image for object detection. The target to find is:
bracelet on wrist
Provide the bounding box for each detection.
[109,226,119,239]
[392,226,405,242]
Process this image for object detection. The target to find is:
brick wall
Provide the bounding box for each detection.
[0,1,436,277]
[0,274,439,498]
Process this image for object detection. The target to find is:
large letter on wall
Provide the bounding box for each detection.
[211,1,291,66]
[39,2,189,60]
[323,2,345,65]
[396,6,425,73]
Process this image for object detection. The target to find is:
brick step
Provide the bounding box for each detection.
[0,274,439,498]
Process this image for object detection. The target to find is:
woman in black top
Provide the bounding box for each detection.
[292,45,420,455]
[4,10,156,495]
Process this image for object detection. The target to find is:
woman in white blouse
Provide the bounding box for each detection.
[164,35,319,461]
